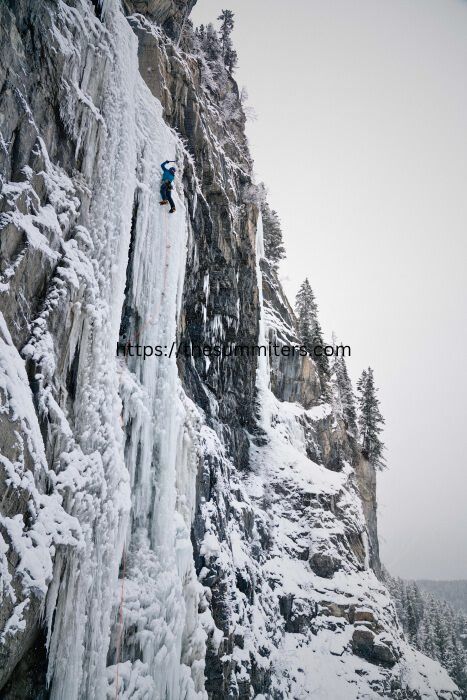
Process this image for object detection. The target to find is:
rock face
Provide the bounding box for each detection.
[125,0,197,40]
[354,452,381,576]
[0,1,460,699]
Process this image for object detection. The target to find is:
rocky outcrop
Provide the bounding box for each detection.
[352,626,399,666]
[124,0,197,41]
[355,453,381,576]
[262,258,322,409]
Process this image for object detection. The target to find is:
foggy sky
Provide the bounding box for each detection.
[191,0,467,580]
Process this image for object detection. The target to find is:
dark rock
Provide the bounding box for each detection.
[352,627,376,657]
[309,552,339,578]
[372,640,398,666]
[0,628,49,699]
[352,627,398,667]
[279,594,294,624]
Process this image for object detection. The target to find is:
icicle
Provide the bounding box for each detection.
[254,212,272,428]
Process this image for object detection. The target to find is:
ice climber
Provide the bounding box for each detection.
[160,160,177,213]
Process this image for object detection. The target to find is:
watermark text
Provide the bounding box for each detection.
[117,341,351,360]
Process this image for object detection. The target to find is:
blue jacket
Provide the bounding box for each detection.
[161,161,175,183]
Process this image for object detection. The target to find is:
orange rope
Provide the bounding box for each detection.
[114,545,127,699]
[161,210,171,296]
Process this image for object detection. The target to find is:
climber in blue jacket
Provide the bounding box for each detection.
[160,160,176,213]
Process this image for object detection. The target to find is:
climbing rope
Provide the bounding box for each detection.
[124,205,172,354]
[114,205,173,697]
[161,208,171,298]
[114,545,127,699]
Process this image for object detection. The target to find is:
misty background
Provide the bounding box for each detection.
[191,0,467,580]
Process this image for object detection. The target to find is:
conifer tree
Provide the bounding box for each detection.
[295,279,330,393]
[449,637,467,693]
[261,201,285,270]
[417,613,437,660]
[217,10,238,72]
[404,581,424,644]
[203,22,222,62]
[295,278,315,350]
[384,573,467,696]
[356,367,385,468]
[330,340,358,436]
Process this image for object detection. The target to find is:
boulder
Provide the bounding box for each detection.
[354,609,378,625]
[309,552,339,578]
[352,627,398,667]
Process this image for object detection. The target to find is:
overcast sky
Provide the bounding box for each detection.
[191,0,467,580]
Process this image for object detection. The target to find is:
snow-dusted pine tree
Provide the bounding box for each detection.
[330,337,358,436]
[295,279,330,394]
[417,610,438,661]
[261,201,285,270]
[217,10,238,72]
[203,22,222,62]
[356,367,385,468]
[386,575,467,696]
[196,23,206,42]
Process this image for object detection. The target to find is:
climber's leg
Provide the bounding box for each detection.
[160,183,168,204]
[167,191,176,213]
